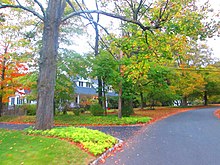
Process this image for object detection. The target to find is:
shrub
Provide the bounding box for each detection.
[19,104,36,116]
[89,103,104,116]
[122,105,134,117]
[73,108,80,116]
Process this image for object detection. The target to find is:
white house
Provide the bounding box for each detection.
[71,77,117,108]
[8,89,37,106]
[8,77,117,108]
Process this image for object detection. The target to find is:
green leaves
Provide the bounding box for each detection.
[90,50,120,90]
[25,127,117,156]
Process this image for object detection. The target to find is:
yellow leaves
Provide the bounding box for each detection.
[0,0,14,4]
[174,68,206,97]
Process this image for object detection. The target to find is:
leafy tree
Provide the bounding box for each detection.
[1,0,217,129]
[0,11,33,116]
[90,50,119,114]
[202,64,220,105]
[55,49,88,114]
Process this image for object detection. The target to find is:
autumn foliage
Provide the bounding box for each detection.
[0,44,29,103]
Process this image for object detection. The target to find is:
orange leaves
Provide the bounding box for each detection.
[0,56,29,103]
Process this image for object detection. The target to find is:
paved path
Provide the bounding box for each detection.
[103,106,220,165]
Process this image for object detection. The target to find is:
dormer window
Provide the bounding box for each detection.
[86,82,91,88]
[79,81,83,87]
[107,86,113,92]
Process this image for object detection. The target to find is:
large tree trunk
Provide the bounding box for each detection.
[35,1,65,130]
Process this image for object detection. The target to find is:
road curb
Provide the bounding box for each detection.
[89,138,123,165]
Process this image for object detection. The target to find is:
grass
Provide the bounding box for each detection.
[0,106,206,126]
[0,114,151,126]
[0,129,95,165]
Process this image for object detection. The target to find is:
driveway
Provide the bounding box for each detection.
[0,123,142,141]
[103,106,220,165]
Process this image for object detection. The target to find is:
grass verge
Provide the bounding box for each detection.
[0,115,151,126]
[0,129,95,165]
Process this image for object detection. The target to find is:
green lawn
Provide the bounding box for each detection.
[0,114,151,126]
[0,129,95,165]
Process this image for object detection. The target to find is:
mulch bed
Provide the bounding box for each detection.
[133,106,207,124]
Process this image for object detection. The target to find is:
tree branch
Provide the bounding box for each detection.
[34,0,46,17]
[62,10,157,31]
[66,0,76,12]
[99,37,117,60]
[0,4,44,21]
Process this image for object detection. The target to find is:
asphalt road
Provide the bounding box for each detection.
[103,106,220,165]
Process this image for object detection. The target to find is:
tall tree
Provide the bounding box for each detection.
[0,11,32,116]
[55,49,88,114]
[1,0,216,129]
[90,50,119,114]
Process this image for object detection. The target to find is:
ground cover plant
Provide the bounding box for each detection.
[25,127,117,156]
[0,129,95,165]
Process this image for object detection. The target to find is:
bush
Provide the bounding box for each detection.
[89,103,104,116]
[122,105,134,117]
[19,104,36,116]
[73,108,80,116]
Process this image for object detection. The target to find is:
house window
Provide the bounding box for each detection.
[75,97,78,104]
[11,98,15,105]
[79,81,83,87]
[86,82,91,88]
[17,97,19,105]
[107,86,113,92]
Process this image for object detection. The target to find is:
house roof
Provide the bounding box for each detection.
[74,86,118,96]
[75,86,97,95]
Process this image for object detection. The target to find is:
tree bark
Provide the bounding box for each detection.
[98,78,102,106]
[118,83,122,118]
[118,51,123,118]
[0,56,6,117]
[93,22,103,107]
[140,92,144,109]
[35,1,65,130]
[204,90,208,106]
[182,96,188,106]
[103,81,107,116]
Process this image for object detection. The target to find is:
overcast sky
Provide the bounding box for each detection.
[200,0,220,58]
